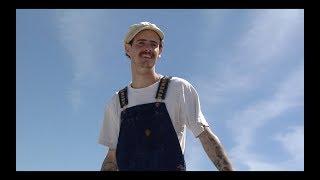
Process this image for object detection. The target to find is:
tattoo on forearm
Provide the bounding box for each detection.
[212,143,232,171]
[200,130,234,171]
[101,157,118,171]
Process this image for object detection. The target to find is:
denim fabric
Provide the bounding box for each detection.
[116,102,186,171]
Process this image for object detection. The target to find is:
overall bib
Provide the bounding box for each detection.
[116,76,186,171]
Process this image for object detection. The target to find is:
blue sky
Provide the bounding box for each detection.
[16,9,304,171]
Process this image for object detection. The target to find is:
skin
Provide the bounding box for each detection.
[101,29,234,171]
[100,149,118,171]
[124,29,163,89]
[198,126,234,171]
[101,29,162,171]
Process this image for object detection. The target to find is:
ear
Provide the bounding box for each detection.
[125,43,131,56]
[158,46,163,58]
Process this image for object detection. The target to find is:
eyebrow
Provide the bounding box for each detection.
[135,39,159,44]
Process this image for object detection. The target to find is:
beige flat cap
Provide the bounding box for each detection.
[124,22,164,45]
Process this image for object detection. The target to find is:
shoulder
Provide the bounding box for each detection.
[169,76,193,87]
[169,76,195,90]
[168,76,200,98]
[104,89,123,111]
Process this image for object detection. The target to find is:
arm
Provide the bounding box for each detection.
[100,149,118,171]
[198,126,234,171]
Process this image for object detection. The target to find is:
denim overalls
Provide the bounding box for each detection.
[116,76,186,171]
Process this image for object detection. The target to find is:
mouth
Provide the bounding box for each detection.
[140,53,153,59]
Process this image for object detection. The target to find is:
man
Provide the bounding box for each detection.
[98,22,234,171]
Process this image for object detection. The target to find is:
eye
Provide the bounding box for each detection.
[137,41,145,46]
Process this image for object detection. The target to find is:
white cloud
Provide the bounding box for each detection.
[188,10,304,171]
[56,11,97,81]
[227,64,304,170]
[55,10,106,110]
[196,9,304,106]
[245,160,281,171]
[231,125,304,171]
[185,140,206,171]
[274,65,304,107]
[184,134,215,171]
[234,9,304,66]
[274,126,304,162]
[66,88,82,111]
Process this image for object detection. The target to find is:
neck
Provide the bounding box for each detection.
[131,67,161,89]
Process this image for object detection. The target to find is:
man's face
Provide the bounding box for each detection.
[125,29,162,69]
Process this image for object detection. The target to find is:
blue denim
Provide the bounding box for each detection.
[116,102,186,171]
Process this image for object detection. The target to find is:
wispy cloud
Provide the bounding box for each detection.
[234,9,304,66]
[188,10,304,170]
[228,63,304,136]
[230,125,304,171]
[184,133,216,171]
[227,64,304,170]
[185,138,207,171]
[274,125,304,165]
[188,63,304,170]
[66,88,82,112]
[55,10,106,110]
[195,9,304,108]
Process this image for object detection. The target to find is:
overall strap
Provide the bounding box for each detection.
[118,86,128,108]
[155,76,172,100]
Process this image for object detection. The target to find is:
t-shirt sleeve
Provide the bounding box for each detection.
[98,94,120,150]
[180,80,209,138]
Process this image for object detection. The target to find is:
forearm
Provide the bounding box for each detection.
[199,127,234,171]
[100,150,118,171]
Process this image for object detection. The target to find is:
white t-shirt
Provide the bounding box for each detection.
[98,76,209,154]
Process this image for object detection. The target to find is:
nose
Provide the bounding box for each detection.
[144,46,152,53]
[143,42,153,52]
[144,48,152,53]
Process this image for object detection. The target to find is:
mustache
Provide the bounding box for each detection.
[139,51,154,57]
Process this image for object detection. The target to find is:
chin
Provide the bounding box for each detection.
[143,63,156,69]
[141,58,156,64]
